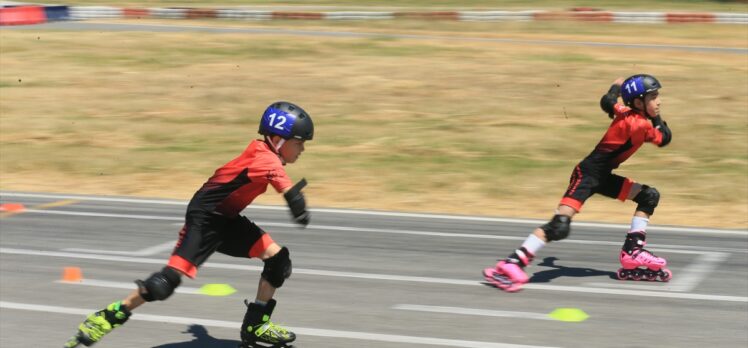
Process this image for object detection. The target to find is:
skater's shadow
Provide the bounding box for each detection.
[152,324,239,348]
[529,257,616,283]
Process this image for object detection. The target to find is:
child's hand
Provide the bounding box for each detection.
[613,77,625,86]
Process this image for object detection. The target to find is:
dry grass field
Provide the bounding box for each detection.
[1,18,746,228]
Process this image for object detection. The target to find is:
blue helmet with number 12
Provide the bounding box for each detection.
[621,74,662,107]
[258,101,314,141]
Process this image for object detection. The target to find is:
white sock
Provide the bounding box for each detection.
[521,234,546,255]
[629,216,649,233]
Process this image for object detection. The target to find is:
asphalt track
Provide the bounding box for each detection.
[0,191,746,348]
[2,17,747,347]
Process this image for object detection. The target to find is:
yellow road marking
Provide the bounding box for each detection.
[0,199,80,218]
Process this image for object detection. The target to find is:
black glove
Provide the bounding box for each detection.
[650,115,672,147]
[284,178,310,227]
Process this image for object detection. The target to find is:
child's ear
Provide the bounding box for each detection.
[634,98,644,110]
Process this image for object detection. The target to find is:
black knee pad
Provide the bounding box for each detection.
[136,267,182,302]
[541,214,572,242]
[262,247,292,288]
[633,185,660,215]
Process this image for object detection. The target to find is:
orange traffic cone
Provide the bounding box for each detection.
[0,203,25,212]
[62,267,83,282]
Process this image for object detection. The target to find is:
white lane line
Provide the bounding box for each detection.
[55,279,202,294]
[262,221,527,242]
[394,304,552,321]
[1,192,187,206]
[63,241,175,256]
[300,225,744,253]
[1,246,258,268]
[668,252,731,292]
[584,282,678,292]
[9,208,746,254]
[522,283,746,302]
[176,220,745,253]
[0,301,557,348]
[20,209,182,221]
[2,247,746,303]
[3,191,744,235]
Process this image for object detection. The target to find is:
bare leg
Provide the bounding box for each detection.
[121,290,146,310]
[255,278,276,303]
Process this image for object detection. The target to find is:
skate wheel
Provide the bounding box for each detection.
[616,268,627,280]
[660,269,672,282]
[492,275,514,289]
[484,272,523,292]
[64,336,83,348]
[631,269,643,281]
[644,270,657,281]
[483,268,501,287]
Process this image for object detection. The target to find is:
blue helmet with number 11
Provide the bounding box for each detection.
[258,101,314,141]
[621,74,662,107]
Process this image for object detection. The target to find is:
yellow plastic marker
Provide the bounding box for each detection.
[548,308,589,322]
[199,283,237,296]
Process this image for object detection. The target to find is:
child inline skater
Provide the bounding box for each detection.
[65,101,314,348]
[483,74,673,292]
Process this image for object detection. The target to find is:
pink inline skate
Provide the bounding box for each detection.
[483,260,529,292]
[617,233,672,282]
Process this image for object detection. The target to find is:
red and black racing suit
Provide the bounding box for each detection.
[167,139,293,278]
[560,86,672,212]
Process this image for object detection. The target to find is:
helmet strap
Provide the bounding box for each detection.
[265,136,287,164]
[274,138,286,152]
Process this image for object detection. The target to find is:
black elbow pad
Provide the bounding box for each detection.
[600,95,617,118]
[599,84,621,119]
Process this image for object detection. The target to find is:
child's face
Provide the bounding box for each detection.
[638,91,661,117]
[280,138,306,163]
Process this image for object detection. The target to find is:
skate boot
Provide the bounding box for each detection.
[240,299,295,348]
[483,260,529,292]
[617,232,672,282]
[64,301,131,347]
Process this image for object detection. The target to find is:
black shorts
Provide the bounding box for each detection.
[167,211,275,278]
[560,164,635,212]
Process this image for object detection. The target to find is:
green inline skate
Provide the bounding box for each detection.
[64,301,131,347]
[240,299,296,348]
